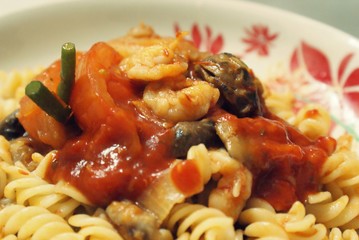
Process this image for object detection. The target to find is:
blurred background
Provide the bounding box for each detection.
[0,0,358,39]
[240,0,359,38]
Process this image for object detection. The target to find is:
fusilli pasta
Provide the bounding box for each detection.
[0,152,88,218]
[164,202,236,240]
[0,24,359,240]
[239,198,328,240]
[0,204,125,240]
[68,214,124,240]
[207,148,252,220]
[0,204,76,239]
[328,228,359,240]
[306,135,359,230]
[0,69,41,120]
[292,104,331,140]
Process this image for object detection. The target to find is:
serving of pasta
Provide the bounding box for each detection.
[0,24,359,240]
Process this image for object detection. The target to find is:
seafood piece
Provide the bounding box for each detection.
[143,78,219,122]
[120,44,187,81]
[215,120,244,161]
[108,23,170,58]
[194,53,265,117]
[106,200,169,240]
[215,113,336,211]
[9,137,36,171]
[112,24,207,81]
[208,148,252,220]
[108,23,204,61]
[119,41,188,81]
[171,119,221,158]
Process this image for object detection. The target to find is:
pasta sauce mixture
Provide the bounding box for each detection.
[214,112,336,211]
[3,24,359,240]
[45,43,176,206]
[47,105,175,206]
[18,40,336,212]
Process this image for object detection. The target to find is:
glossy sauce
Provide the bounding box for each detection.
[214,112,336,211]
[46,43,175,206]
[47,110,174,206]
[41,42,336,210]
[171,159,202,196]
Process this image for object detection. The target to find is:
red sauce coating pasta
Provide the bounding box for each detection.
[214,112,336,211]
[19,41,336,210]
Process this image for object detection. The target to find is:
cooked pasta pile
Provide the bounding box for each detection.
[0,24,359,240]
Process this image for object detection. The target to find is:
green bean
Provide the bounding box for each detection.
[57,42,76,104]
[26,81,72,123]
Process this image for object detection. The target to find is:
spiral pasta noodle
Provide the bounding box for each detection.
[0,204,78,240]
[328,228,359,240]
[291,104,331,140]
[2,24,359,240]
[68,214,124,240]
[0,204,125,240]
[187,144,212,187]
[239,198,327,240]
[207,148,252,220]
[265,89,331,140]
[305,135,359,231]
[163,202,236,240]
[0,152,89,218]
[0,136,12,198]
[0,136,12,164]
[0,68,41,120]
[264,89,295,122]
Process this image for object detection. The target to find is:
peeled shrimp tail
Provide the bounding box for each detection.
[143,78,219,123]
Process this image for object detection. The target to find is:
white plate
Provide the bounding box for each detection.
[241,0,359,39]
[1,0,359,138]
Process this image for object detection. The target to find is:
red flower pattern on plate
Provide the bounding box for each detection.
[241,25,278,56]
[291,41,359,115]
[174,22,224,54]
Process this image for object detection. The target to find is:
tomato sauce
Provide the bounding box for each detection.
[40,42,336,210]
[46,43,175,206]
[171,159,202,196]
[214,112,336,211]
[47,111,174,206]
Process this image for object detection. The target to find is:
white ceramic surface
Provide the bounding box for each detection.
[1,0,359,138]
[241,0,359,39]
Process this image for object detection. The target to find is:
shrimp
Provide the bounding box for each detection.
[119,43,188,81]
[115,24,206,81]
[108,23,205,61]
[208,148,252,221]
[143,78,220,122]
[107,23,166,58]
